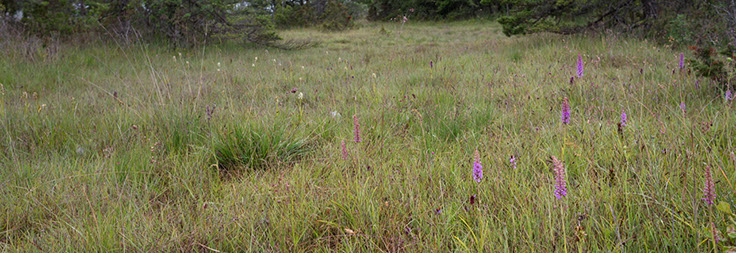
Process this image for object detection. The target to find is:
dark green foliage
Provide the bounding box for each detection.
[364,0,497,21]
[2,0,280,46]
[689,45,736,92]
[273,0,355,31]
[320,0,353,31]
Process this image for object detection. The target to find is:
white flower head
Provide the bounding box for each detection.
[297,92,304,100]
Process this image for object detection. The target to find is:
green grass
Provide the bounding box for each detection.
[1,21,735,251]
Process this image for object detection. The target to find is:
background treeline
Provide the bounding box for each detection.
[2,0,735,87]
[1,0,733,46]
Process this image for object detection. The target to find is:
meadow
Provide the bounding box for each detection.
[1,21,735,251]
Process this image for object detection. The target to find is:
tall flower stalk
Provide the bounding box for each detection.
[353,114,361,143]
[561,97,570,125]
[679,53,685,70]
[620,110,627,127]
[576,54,584,78]
[551,156,567,199]
[341,140,349,160]
[703,165,716,205]
[473,148,483,183]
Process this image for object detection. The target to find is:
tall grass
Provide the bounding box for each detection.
[1,21,734,251]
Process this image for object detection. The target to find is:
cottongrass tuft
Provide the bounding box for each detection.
[473,148,483,183]
[551,156,567,199]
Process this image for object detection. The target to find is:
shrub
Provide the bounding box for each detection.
[320,0,354,31]
[689,45,736,92]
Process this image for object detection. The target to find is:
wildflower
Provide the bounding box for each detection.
[297,92,304,100]
[726,90,733,101]
[576,54,584,77]
[341,140,348,160]
[680,102,686,113]
[372,73,377,79]
[679,53,684,70]
[702,165,716,205]
[620,110,627,127]
[510,155,517,169]
[330,111,341,118]
[711,222,721,243]
[353,114,361,143]
[561,97,570,124]
[472,148,483,182]
[551,156,567,199]
[430,61,433,68]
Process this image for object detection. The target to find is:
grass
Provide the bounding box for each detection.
[1,20,735,251]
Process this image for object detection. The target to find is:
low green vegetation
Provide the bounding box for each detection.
[1,21,735,251]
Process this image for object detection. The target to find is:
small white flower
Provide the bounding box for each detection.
[173,56,176,61]
[217,62,221,67]
[372,73,376,78]
[330,111,341,118]
[255,57,258,61]
[298,92,304,100]
[301,66,305,69]
[252,63,255,67]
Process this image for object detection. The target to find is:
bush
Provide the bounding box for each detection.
[320,0,353,31]
[689,45,736,92]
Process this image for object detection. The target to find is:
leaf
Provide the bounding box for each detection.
[728,225,736,240]
[718,201,732,214]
